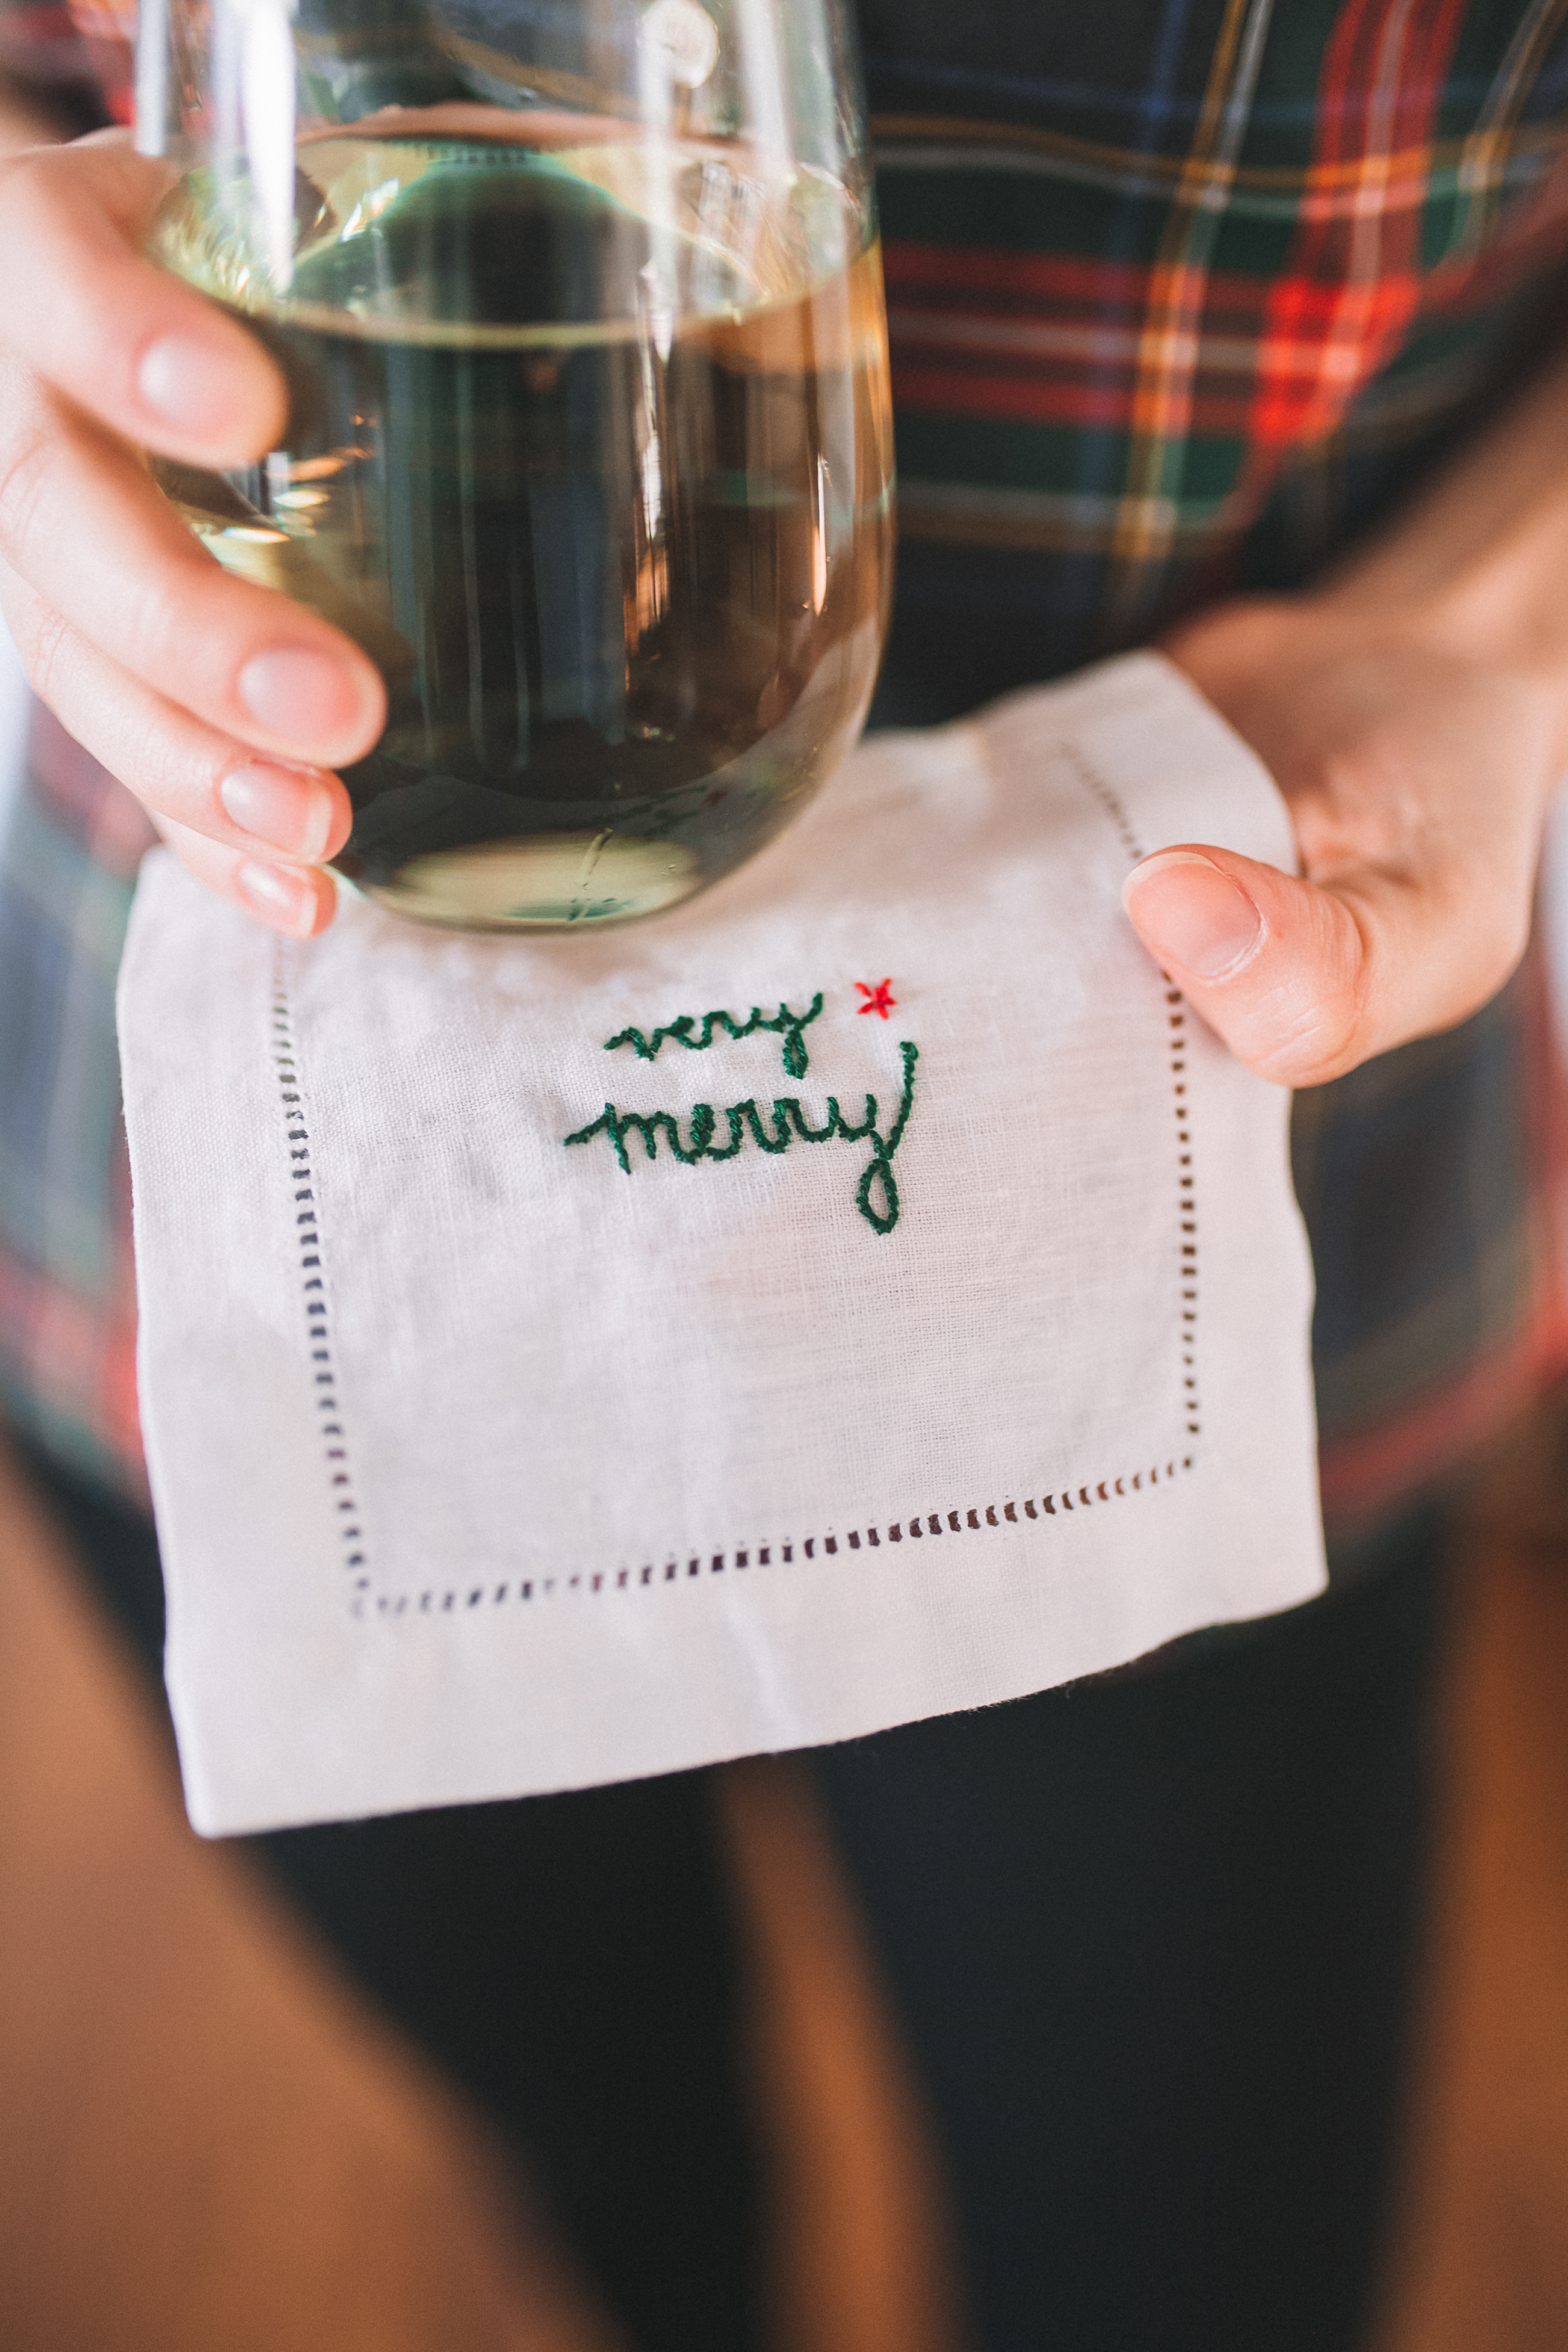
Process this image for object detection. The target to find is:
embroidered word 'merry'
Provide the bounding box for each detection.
[564,1040,920,1234]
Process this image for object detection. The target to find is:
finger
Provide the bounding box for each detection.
[0,557,352,863]
[1120,844,1529,1087]
[0,136,286,466]
[153,809,341,938]
[0,391,385,769]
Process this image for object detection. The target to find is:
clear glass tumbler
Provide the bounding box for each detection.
[135,0,894,929]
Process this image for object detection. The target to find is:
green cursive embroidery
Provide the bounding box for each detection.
[604,994,824,1079]
[564,1040,920,1234]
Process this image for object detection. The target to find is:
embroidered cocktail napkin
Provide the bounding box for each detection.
[119,652,1323,1836]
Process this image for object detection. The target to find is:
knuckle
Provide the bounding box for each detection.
[121,704,222,832]
[0,145,43,230]
[0,138,82,216]
[113,698,173,805]
[13,598,74,705]
[0,148,73,278]
[0,420,55,560]
[1227,898,1373,1088]
[122,565,216,691]
[1254,1003,1366,1090]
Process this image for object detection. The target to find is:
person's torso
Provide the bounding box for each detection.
[2,0,1567,1545]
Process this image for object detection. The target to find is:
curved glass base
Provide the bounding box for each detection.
[351,830,703,930]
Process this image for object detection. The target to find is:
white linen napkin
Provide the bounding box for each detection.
[119,651,1323,1836]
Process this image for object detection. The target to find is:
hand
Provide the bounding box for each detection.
[0,133,386,934]
[1123,594,1566,1087]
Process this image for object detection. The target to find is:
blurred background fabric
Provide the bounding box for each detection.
[0,616,27,830]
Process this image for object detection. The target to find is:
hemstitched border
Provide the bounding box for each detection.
[271,946,371,1612]
[1061,742,1202,1450]
[275,742,1200,1623]
[367,1453,1201,1616]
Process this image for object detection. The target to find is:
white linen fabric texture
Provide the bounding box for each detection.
[119,652,1324,1837]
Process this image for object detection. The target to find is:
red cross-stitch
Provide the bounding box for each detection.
[856,978,897,1018]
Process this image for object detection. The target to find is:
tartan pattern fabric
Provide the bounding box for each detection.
[0,0,132,119]
[1295,934,1568,1542]
[0,704,152,1498]
[2,0,1568,1542]
[867,0,1568,666]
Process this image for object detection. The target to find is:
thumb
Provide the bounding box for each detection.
[1121,845,1393,1087]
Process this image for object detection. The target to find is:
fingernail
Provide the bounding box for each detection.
[1122,850,1264,980]
[237,858,320,937]
[137,333,248,437]
[221,762,336,860]
[238,648,367,750]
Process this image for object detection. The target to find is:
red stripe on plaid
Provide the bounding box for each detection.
[888,247,1165,308]
[890,366,1140,428]
[891,378,1273,435]
[66,0,131,118]
[0,1215,146,1505]
[1247,0,1469,449]
[0,0,128,112]
[1318,1307,1568,1536]
[1249,272,1424,443]
[886,244,1324,321]
[885,170,1568,442]
[5,1,82,33]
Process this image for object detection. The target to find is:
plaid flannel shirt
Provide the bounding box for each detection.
[3,0,1568,1554]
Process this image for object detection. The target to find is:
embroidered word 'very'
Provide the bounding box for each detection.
[604,994,823,1079]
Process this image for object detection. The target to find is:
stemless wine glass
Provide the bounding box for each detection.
[135,0,894,929]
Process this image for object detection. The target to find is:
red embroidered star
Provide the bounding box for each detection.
[855,978,897,1018]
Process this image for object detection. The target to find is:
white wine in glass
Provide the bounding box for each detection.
[138,0,894,930]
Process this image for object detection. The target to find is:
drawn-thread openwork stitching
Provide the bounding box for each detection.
[270,948,371,1614]
[1059,743,1201,1449]
[279,741,1197,1622]
[369,1455,1200,1616]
